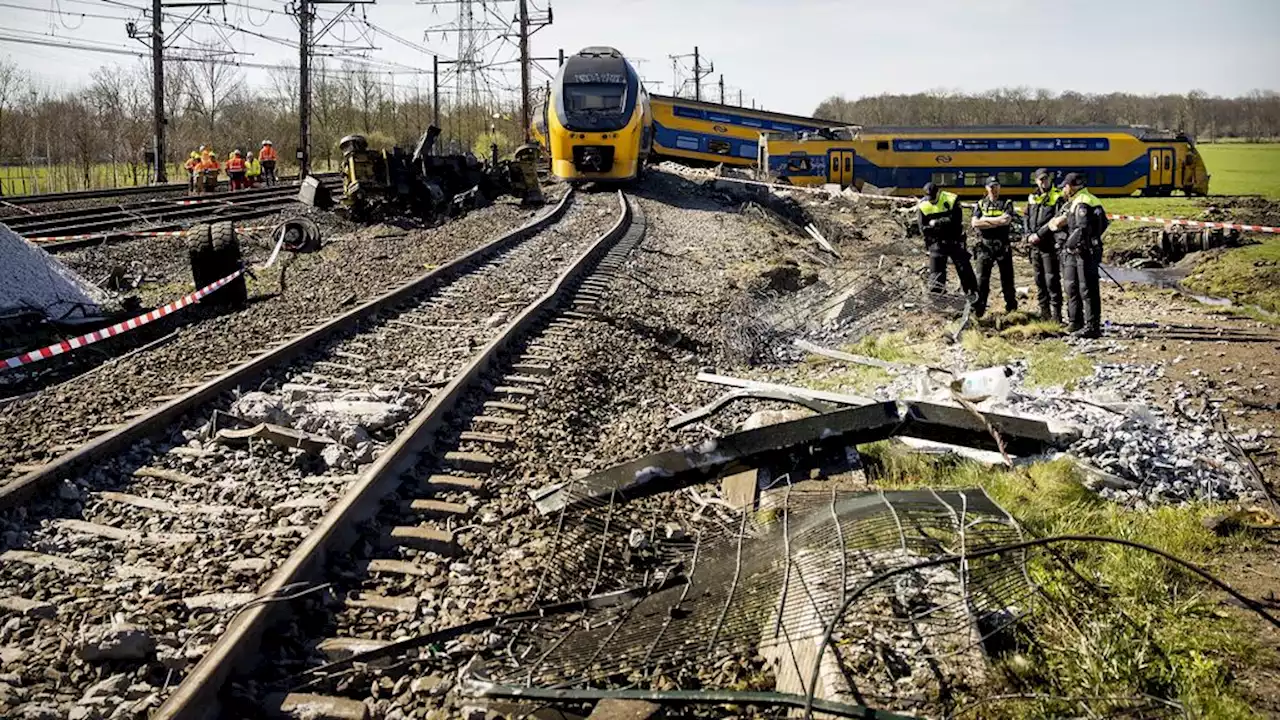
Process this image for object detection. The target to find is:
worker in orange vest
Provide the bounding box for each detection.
[199,153,221,194]
[184,152,200,193]
[258,140,278,186]
[226,149,247,191]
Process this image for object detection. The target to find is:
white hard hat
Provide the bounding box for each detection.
[262,140,272,145]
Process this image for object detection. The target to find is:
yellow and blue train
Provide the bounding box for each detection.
[758,125,1210,198]
[647,94,842,167]
[544,46,652,183]
[542,55,1210,196]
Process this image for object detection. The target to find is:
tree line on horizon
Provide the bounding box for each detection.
[0,55,526,194]
[813,88,1280,140]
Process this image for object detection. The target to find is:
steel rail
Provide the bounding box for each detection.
[18,189,304,238]
[6,185,305,234]
[34,203,312,252]
[1,173,336,206]
[154,190,634,719]
[0,188,576,510]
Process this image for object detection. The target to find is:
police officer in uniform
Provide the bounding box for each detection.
[916,182,978,301]
[970,176,1018,316]
[1039,172,1108,338]
[1024,168,1065,323]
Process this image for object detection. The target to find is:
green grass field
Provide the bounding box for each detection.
[1199,143,1280,198]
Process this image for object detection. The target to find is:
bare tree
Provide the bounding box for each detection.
[183,45,243,142]
[0,58,26,165]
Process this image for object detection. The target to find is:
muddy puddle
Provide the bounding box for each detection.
[1104,264,1234,306]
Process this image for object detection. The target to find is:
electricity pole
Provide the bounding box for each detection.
[298,0,313,176]
[515,0,552,143]
[150,0,165,183]
[296,1,375,175]
[718,74,724,105]
[433,54,440,126]
[129,0,223,184]
[518,0,530,142]
[691,46,713,102]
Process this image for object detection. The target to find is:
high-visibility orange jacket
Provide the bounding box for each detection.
[200,158,220,172]
[259,145,278,161]
[227,156,246,172]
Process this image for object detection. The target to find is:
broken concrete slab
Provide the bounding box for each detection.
[215,423,333,454]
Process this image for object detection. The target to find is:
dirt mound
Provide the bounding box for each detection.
[1198,196,1280,227]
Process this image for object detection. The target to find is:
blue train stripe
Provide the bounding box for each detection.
[769,154,1155,193]
[653,121,758,160]
[668,104,828,135]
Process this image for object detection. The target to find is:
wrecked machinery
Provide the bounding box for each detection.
[331,125,544,222]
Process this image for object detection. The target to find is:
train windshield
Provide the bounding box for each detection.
[564,83,627,114]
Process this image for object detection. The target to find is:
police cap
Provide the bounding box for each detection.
[984,175,1000,187]
[1032,167,1052,180]
[922,181,939,197]
[1061,172,1086,188]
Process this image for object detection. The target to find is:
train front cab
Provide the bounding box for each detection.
[547,47,652,184]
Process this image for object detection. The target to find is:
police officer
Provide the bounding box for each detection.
[1039,172,1108,338]
[1024,168,1065,323]
[970,176,1018,316]
[916,182,978,301]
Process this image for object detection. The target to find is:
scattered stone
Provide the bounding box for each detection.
[78,623,155,662]
[228,391,294,426]
[81,673,131,701]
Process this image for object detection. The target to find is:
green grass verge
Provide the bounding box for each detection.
[860,445,1263,719]
[1199,143,1280,199]
[1181,237,1280,314]
[962,321,1093,389]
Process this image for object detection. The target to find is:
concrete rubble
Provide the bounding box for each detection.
[225,383,418,470]
[870,353,1262,508]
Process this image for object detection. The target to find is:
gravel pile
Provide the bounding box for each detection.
[0,224,114,322]
[0,190,614,719]
[0,191,564,479]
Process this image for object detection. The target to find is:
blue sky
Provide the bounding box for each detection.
[1,0,1277,116]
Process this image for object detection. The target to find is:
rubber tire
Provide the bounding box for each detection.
[189,222,246,308]
[209,221,247,307]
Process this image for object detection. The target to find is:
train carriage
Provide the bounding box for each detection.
[760,125,1210,197]
[648,94,842,167]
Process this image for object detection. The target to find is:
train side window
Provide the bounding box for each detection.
[997,172,1022,185]
[707,139,731,155]
[876,141,889,151]
[931,172,958,186]
[963,173,983,187]
[786,153,811,172]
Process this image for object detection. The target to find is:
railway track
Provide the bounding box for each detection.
[0,173,320,209]
[0,189,632,719]
[5,181,335,252]
[143,192,641,718]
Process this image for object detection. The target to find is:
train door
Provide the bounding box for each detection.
[826,148,855,187]
[1148,147,1175,189]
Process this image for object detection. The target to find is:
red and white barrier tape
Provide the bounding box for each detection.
[1104,215,1277,234]
[3,229,287,371]
[699,174,1280,234]
[2,272,243,369]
